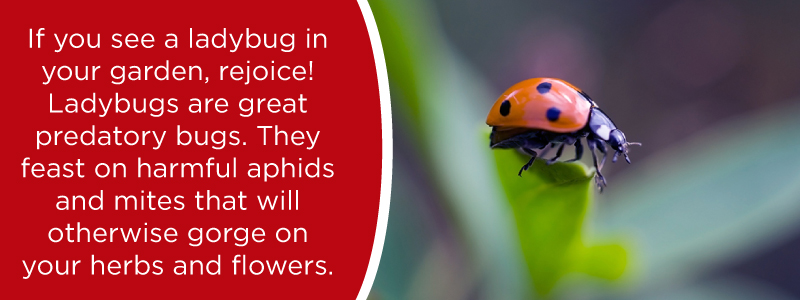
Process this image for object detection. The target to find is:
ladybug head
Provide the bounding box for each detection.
[607,129,641,164]
[588,107,641,164]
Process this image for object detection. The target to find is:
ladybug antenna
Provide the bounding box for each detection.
[621,142,641,164]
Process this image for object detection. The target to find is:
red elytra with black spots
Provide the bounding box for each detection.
[486,78,640,191]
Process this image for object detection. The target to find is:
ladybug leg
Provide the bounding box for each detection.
[595,140,608,170]
[518,148,538,176]
[564,138,584,162]
[546,143,565,165]
[588,139,607,191]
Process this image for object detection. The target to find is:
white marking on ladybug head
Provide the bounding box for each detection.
[596,125,611,140]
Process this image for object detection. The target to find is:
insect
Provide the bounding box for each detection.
[486,78,640,190]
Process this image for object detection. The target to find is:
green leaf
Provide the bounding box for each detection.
[494,149,629,296]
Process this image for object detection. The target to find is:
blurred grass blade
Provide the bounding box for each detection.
[596,102,800,293]
[370,0,530,298]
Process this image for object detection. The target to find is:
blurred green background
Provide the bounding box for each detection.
[368,0,800,299]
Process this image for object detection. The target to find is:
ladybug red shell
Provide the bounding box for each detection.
[486,78,639,190]
[486,78,594,133]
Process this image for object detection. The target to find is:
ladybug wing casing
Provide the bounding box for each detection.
[486,78,592,133]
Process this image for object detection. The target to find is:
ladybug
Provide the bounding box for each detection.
[486,78,640,190]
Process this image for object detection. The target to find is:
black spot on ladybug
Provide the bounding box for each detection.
[537,82,552,94]
[546,107,560,121]
[499,100,511,116]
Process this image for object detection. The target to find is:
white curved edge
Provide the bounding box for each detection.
[355,0,393,300]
